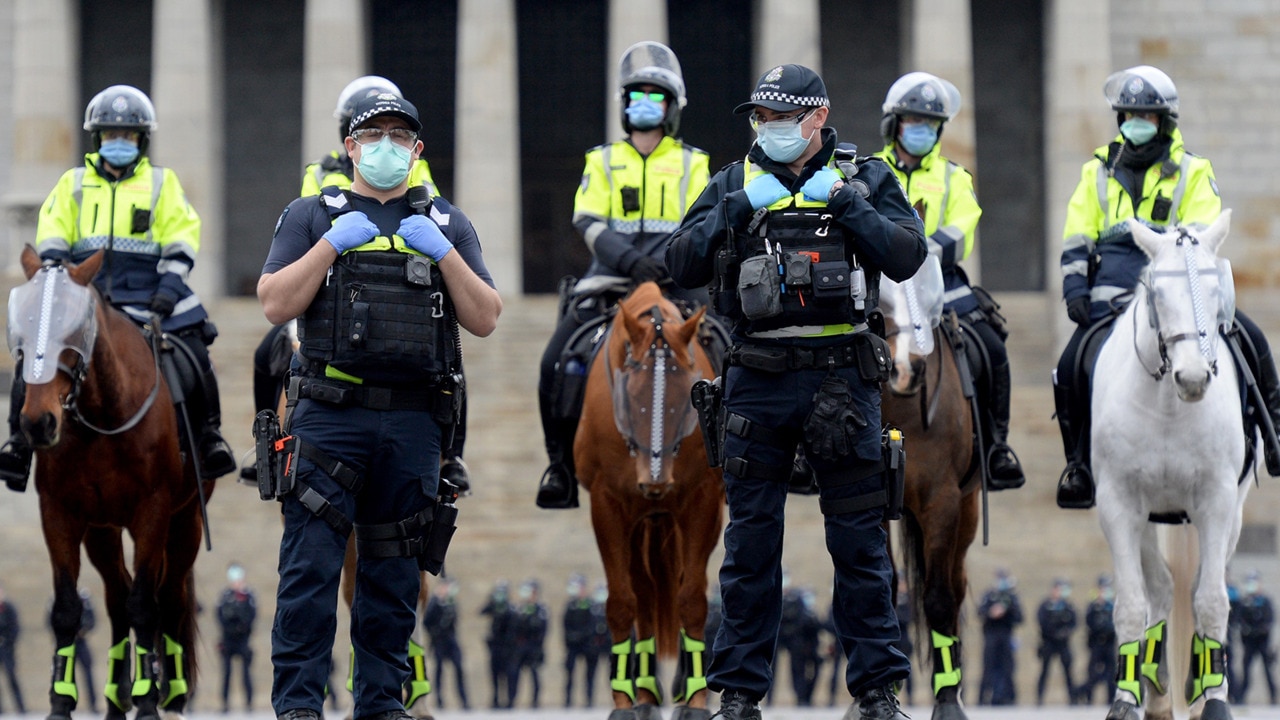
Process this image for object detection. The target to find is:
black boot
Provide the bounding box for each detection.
[986,361,1025,490]
[1054,381,1094,509]
[711,690,761,720]
[535,420,579,509]
[854,685,909,720]
[196,368,236,480]
[0,434,33,492]
[1250,342,1280,477]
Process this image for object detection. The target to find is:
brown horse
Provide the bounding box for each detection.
[11,247,208,720]
[879,269,979,720]
[575,282,723,720]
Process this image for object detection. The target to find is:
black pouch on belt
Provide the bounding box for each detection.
[853,333,892,382]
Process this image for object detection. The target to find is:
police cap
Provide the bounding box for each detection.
[348,93,422,136]
[734,64,829,115]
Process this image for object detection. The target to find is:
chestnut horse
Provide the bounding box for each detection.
[9,247,208,720]
[879,258,979,720]
[575,282,723,720]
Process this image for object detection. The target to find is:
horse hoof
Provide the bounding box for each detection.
[45,713,72,720]
[633,704,664,720]
[670,707,711,720]
[1198,699,1232,720]
[931,701,969,720]
[1106,699,1141,720]
[607,710,639,720]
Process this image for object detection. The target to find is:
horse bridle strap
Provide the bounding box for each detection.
[1136,231,1219,381]
[64,322,164,436]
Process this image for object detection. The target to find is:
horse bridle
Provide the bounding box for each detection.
[607,305,698,481]
[60,316,164,436]
[1135,228,1218,381]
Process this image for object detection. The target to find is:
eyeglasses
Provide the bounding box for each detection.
[629,90,667,104]
[749,108,812,131]
[351,127,419,147]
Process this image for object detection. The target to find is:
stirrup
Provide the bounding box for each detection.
[535,464,578,509]
[986,443,1025,490]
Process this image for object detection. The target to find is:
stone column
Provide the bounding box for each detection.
[303,0,365,167]
[756,0,821,75]
[606,0,667,141]
[153,0,222,300]
[455,0,520,294]
[1045,0,1111,352]
[908,0,980,283]
[6,0,77,280]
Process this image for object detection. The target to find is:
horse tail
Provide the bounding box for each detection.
[178,565,201,686]
[898,511,930,657]
[642,513,681,660]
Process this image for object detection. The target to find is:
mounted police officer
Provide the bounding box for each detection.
[249,75,472,494]
[0,84,235,490]
[874,71,1024,489]
[257,92,501,720]
[666,63,924,720]
[535,41,710,509]
[1054,65,1280,508]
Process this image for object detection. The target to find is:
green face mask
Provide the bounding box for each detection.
[1120,118,1158,146]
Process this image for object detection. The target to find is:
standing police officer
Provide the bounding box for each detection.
[258,92,501,720]
[1081,575,1117,705]
[1054,65,1280,508]
[561,573,599,707]
[874,71,1024,489]
[535,41,710,509]
[1236,570,1278,705]
[423,578,469,710]
[978,569,1023,705]
[666,64,924,720]
[0,84,236,488]
[1035,578,1079,705]
[481,580,516,709]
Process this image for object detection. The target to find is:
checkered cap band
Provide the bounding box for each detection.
[748,90,829,108]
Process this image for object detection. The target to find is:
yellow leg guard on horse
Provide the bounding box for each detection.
[104,638,133,712]
[611,638,637,702]
[404,639,432,709]
[1186,634,1226,703]
[52,644,78,703]
[930,630,962,696]
[672,630,707,702]
[161,634,188,708]
[1142,620,1167,694]
[633,636,662,703]
[346,646,355,692]
[1116,640,1143,704]
[131,644,158,700]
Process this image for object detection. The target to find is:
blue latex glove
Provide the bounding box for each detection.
[398,215,454,262]
[744,174,791,210]
[324,211,379,254]
[802,167,842,202]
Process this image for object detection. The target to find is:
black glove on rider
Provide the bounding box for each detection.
[150,293,176,318]
[1066,296,1091,328]
[626,255,667,284]
[803,375,869,460]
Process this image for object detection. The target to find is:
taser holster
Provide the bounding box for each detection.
[252,409,297,501]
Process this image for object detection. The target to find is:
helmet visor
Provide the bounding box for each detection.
[7,267,98,384]
[878,255,944,356]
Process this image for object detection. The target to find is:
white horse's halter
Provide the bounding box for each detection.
[1137,230,1219,381]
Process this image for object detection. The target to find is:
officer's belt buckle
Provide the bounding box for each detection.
[362,386,393,410]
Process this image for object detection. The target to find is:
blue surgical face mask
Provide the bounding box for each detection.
[899,123,939,157]
[356,135,413,190]
[625,99,665,131]
[755,116,814,164]
[1120,118,1159,146]
[99,138,140,167]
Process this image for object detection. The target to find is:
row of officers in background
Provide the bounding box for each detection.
[975,570,1279,708]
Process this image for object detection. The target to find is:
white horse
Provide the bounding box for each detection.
[1092,211,1247,720]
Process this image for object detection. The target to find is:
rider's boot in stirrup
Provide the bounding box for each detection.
[0,433,33,492]
[986,361,1025,490]
[197,369,236,480]
[1253,344,1280,476]
[1054,381,1094,509]
[535,422,578,509]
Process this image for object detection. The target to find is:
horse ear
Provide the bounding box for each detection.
[1202,209,1231,254]
[673,305,706,350]
[1128,218,1163,260]
[619,300,646,345]
[19,245,41,280]
[68,250,106,287]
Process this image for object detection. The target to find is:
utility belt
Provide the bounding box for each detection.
[288,372,463,428]
[250,407,458,574]
[727,333,890,381]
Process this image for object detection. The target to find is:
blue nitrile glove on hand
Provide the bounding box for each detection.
[745,174,791,210]
[398,215,454,262]
[802,167,842,202]
[324,211,379,254]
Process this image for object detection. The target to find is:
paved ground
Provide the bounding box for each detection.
[1,289,1279,716]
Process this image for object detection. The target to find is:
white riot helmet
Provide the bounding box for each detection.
[334,75,403,142]
[618,41,687,136]
[879,72,961,144]
[1103,65,1179,135]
